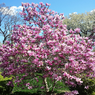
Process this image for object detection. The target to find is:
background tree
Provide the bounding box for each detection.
[0,3,24,44]
[63,11,95,39]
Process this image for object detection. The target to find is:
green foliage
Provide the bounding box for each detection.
[69,77,95,95]
[0,72,13,95]
[91,91,95,95]
[93,48,95,52]
[12,73,69,95]
[83,78,95,94]
[63,11,95,37]
[0,72,12,81]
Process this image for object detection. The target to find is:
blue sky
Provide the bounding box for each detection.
[0,0,95,15]
[0,0,95,43]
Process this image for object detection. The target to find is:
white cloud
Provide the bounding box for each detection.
[0,6,23,16]
[90,9,95,13]
[73,12,77,14]
[18,6,23,10]
[69,12,77,16]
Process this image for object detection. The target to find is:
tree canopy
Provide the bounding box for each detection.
[0,2,95,95]
[63,11,95,40]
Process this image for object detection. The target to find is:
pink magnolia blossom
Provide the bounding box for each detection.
[26,83,30,87]
[28,86,33,89]
[0,2,95,93]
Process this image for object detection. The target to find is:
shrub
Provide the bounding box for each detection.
[69,77,95,95]
[0,72,13,95]
[91,91,95,95]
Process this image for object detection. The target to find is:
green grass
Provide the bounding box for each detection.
[11,73,70,95]
[0,72,70,94]
[12,79,69,94]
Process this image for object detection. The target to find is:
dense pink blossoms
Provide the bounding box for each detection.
[0,2,95,94]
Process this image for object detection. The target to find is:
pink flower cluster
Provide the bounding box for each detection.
[26,83,32,89]
[64,90,79,95]
[0,2,95,93]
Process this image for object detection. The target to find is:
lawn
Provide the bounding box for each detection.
[11,73,70,95]
[0,72,70,95]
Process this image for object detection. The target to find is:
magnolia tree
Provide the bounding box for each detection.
[0,2,95,95]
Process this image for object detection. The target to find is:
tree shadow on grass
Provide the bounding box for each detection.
[10,91,41,95]
[10,91,65,95]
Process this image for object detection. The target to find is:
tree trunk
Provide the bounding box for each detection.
[44,78,49,93]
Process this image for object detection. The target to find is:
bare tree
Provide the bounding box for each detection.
[0,3,24,44]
